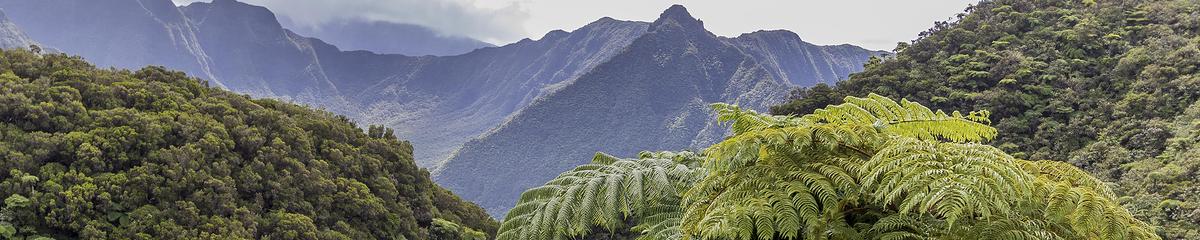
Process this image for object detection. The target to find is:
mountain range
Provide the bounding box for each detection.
[0,0,884,217]
[436,5,884,216]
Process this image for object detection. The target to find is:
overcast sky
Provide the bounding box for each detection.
[173,0,976,50]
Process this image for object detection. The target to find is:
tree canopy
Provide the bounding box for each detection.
[0,48,496,239]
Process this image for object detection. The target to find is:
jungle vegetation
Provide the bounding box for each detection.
[0,48,497,239]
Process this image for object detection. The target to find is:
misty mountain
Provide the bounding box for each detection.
[0,10,36,49]
[285,19,495,56]
[434,5,880,216]
[349,17,650,166]
[180,0,345,100]
[173,0,650,166]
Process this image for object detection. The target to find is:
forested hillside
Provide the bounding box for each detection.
[0,49,495,239]
[773,0,1200,238]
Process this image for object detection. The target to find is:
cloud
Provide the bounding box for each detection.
[175,0,529,44]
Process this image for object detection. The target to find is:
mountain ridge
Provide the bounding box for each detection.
[283,18,495,56]
[435,5,808,216]
[349,17,651,166]
[730,30,888,86]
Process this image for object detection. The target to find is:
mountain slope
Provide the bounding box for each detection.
[353,17,650,166]
[0,48,495,239]
[0,10,37,50]
[285,19,494,56]
[435,5,794,216]
[0,0,221,86]
[772,0,1200,238]
[180,0,345,100]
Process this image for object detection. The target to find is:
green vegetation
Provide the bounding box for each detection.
[430,218,487,240]
[497,151,703,240]
[498,95,1156,240]
[0,48,496,239]
[772,0,1200,238]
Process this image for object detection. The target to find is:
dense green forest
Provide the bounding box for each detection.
[0,48,496,239]
[497,95,1156,239]
[772,0,1200,238]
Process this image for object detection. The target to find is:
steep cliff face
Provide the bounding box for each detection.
[181,0,342,99]
[0,0,220,85]
[0,10,37,50]
[435,5,795,216]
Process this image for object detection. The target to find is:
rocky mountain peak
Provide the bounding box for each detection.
[651,4,704,32]
[660,5,694,20]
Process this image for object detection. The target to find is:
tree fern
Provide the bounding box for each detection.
[499,94,1159,240]
[497,152,704,240]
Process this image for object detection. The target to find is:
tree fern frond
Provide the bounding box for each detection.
[801,93,998,143]
[496,152,704,240]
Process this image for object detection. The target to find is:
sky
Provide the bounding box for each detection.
[172,0,977,51]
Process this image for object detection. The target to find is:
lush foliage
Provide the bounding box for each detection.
[771,0,1200,238]
[0,48,496,239]
[430,218,487,240]
[499,94,1156,239]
